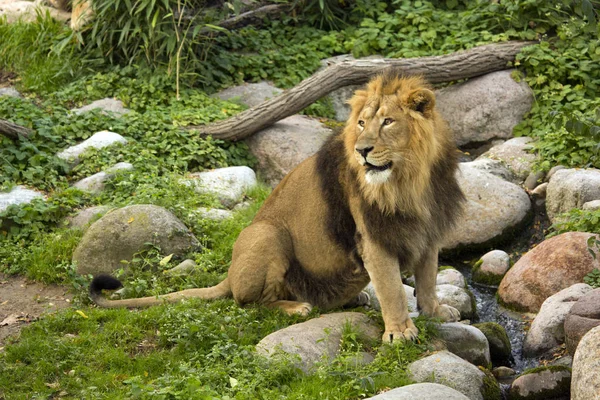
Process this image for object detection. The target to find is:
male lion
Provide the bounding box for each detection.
[90,72,465,342]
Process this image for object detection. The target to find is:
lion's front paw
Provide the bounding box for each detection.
[382,319,419,343]
[288,302,313,317]
[434,304,460,322]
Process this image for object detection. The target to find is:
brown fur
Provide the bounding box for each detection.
[90,73,465,342]
[48,0,93,30]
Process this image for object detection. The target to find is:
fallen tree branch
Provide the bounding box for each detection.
[189,40,536,141]
[217,4,290,30]
[0,119,31,140]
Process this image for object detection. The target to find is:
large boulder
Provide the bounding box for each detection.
[498,232,600,312]
[523,283,593,357]
[56,131,127,165]
[256,312,380,372]
[571,325,600,400]
[245,115,331,187]
[215,81,283,107]
[365,383,469,400]
[435,70,533,146]
[479,137,536,181]
[437,322,491,368]
[564,288,600,355]
[442,162,531,252]
[185,166,257,208]
[546,168,600,222]
[508,366,571,400]
[73,205,199,275]
[408,351,501,400]
[0,186,44,213]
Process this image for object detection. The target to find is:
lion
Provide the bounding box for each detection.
[90,72,465,342]
[47,0,92,31]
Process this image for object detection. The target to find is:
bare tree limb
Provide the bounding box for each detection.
[0,119,31,140]
[189,41,536,141]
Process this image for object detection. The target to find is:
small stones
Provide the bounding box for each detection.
[492,366,516,379]
[436,284,475,319]
[185,166,257,208]
[472,250,510,286]
[164,259,197,276]
[193,207,234,221]
[508,366,571,400]
[437,322,491,368]
[524,170,545,191]
[56,131,128,165]
[582,199,600,211]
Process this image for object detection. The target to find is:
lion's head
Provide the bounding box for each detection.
[343,73,454,215]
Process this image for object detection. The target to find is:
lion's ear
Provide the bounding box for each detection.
[405,89,436,117]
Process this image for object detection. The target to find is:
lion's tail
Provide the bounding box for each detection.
[89,275,232,308]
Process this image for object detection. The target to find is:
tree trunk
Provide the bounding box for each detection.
[0,119,31,140]
[190,41,535,141]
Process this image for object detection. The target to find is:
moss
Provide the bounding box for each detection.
[472,260,503,286]
[508,366,572,400]
[520,365,571,376]
[480,367,502,400]
[473,322,512,366]
[438,265,457,271]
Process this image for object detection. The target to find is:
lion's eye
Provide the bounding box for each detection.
[383,118,394,126]
[358,120,365,127]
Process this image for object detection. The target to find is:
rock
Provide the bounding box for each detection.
[531,182,548,199]
[73,204,199,275]
[0,186,44,213]
[437,268,466,288]
[466,158,517,183]
[245,115,331,187]
[71,98,130,117]
[498,232,600,312]
[565,288,600,355]
[0,87,21,98]
[256,312,380,372]
[508,366,571,400]
[442,162,531,252]
[0,0,70,23]
[435,70,534,146]
[364,283,416,313]
[56,131,127,165]
[546,165,567,181]
[436,284,475,319]
[571,325,600,400]
[480,137,536,181]
[582,199,600,211]
[72,162,133,194]
[66,205,112,230]
[546,168,600,222]
[524,170,545,191]
[492,366,516,379]
[473,322,512,366]
[193,207,234,221]
[215,81,283,107]
[523,283,593,357]
[185,166,257,208]
[164,259,196,276]
[408,350,501,400]
[437,322,491,368]
[472,250,511,286]
[365,383,470,400]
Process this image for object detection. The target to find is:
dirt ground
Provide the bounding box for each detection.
[0,70,17,87]
[0,273,72,348]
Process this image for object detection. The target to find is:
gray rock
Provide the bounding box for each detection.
[0,0,70,23]
[443,162,531,252]
[365,383,470,400]
[0,185,44,213]
[524,170,546,191]
[185,166,257,208]
[466,158,517,183]
[56,131,128,165]
[571,325,600,400]
[565,288,600,355]
[435,70,534,146]
[436,284,475,319]
[479,137,536,181]
[492,366,516,379]
[71,98,130,117]
[364,283,416,313]
[531,182,548,199]
[436,269,466,288]
[0,87,21,98]
[437,322,491,368]
[546,168,600,222]
[72,162,133,194]
[193,207,234,221]
[164,259,196,276]
[215,81,283,107]
[523,283,593,357]
[582,199,600,211]
[256,312,380,372]
[245,115,331,187]
[408,351,498,400]
[473,250,510,286]
[73,204,199,275]
[546,165,567,181]
[66,205,112,230]
[509,366,571,400]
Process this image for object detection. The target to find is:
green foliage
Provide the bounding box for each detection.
[548,209,600,237]
[584,268,600,288]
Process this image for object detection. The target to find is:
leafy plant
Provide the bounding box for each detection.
[584,268,600,288]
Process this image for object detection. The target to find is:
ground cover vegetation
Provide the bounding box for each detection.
[0,0,599,397]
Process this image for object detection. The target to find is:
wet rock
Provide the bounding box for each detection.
[256,312,380,372]
[72,162,133,194]
[408,351,500,400]
[66,205,112,231]
[437,322,491,368]
[523,283,593,357]
[498,232,600,312]
[73,204,199,275]
[364,283,416,313]
[492,366,516,379]
[582,199,600,211]
[164,259,196,276]
[365,383,470,400]
[565,288,600,355]
[436,284,475,319]
[245,115,331,187]
[0,87,21,98]
[437,268,466,288]
[473,322,512,366]
[480,137,536,181]
[472,250,510,286]
[546,168,600,222]
[508,366,571,400]
[185,166,257,208]
[193,207,234,221]
[571,325,600,400]
[442,162,531,252]
[215,81,283,107]
[56,131,127,165]
[0,186,44,213]
[71,98,130,117]
[435,70,533,146]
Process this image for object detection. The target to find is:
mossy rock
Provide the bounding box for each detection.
[481,367,502,400]
[508,365,571,400]
[473,322,512,366]
[472,259,503,286]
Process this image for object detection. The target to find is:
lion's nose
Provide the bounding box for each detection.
[356,146,374,158]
